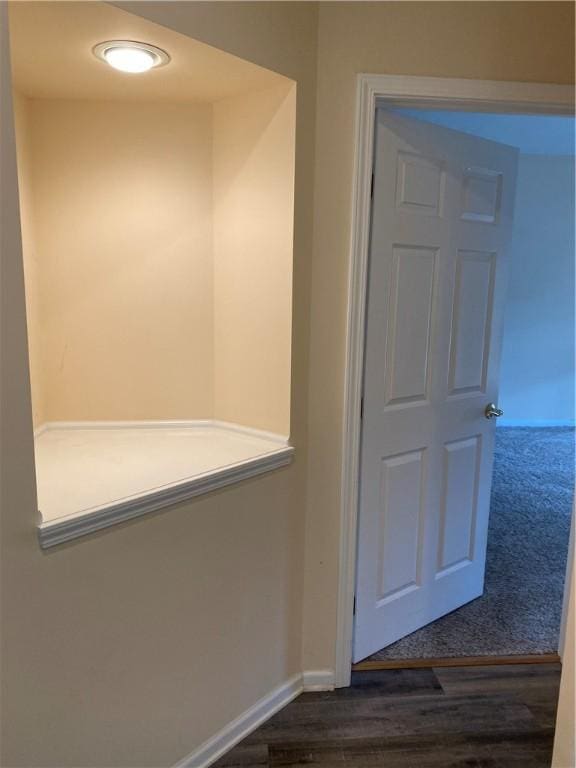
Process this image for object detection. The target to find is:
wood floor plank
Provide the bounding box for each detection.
[434,663,562,694]
[211,665,561,768]
[244,693,537,745]
[303,668,444,701]
[267,729,555,768]
[434,664,562,730]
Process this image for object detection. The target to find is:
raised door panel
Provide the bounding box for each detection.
[461,167,502,224]
[396,151,446,217]
[378,449,426,604]
[384,245,437,407]
[448,250,496,396]
[436,436,481,577]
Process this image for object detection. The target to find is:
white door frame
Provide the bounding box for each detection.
[336,73,575,689]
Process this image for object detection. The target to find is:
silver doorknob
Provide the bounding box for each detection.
[485,403,503,419]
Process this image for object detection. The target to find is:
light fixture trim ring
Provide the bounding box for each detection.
[93,40,171,71]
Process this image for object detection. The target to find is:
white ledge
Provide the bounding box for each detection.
[36,421,294,549]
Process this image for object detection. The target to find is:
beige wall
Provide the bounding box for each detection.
[303,0,576,671]
[213,84,295,436]
[22,98,214,423]
[1,2,317,765]
[2,2,575,767]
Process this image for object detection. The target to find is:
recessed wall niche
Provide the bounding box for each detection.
[9,2,296,544]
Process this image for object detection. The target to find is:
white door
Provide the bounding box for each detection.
[353,110,518,663]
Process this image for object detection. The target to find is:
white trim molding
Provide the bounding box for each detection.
[36,420,293,549]
[336,73,575,688]
[173,669,334,768]
[302,669,335,692]
[35,419,289,444]
[174,674,302,768]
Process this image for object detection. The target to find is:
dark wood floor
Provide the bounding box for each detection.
[213,663,561,767]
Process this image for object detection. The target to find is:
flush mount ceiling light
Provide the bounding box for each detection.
[93,40,170,74]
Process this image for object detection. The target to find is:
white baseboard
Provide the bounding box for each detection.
[497,419,575,427]
[174,674,301,768]
[302,669,335,691]
[34,419,288,444]
[173,670,335,768]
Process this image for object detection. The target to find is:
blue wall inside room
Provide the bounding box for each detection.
[498,155,575,426]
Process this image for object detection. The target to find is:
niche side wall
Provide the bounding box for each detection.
[499,154,575,426]
[13,92,44,427]
[20,98,214,424]
[213,83,296,437]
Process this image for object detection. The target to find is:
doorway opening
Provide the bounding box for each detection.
[357,108,575,666]
[336,76,575,687]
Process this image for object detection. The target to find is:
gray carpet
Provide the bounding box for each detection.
[368,427,574,661]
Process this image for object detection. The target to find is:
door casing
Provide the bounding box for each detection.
[336,73,575,689]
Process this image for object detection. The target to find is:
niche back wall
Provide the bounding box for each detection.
[20,97,214,423]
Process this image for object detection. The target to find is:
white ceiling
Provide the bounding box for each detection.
[394,109,575,156]
[8,1,288,104]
